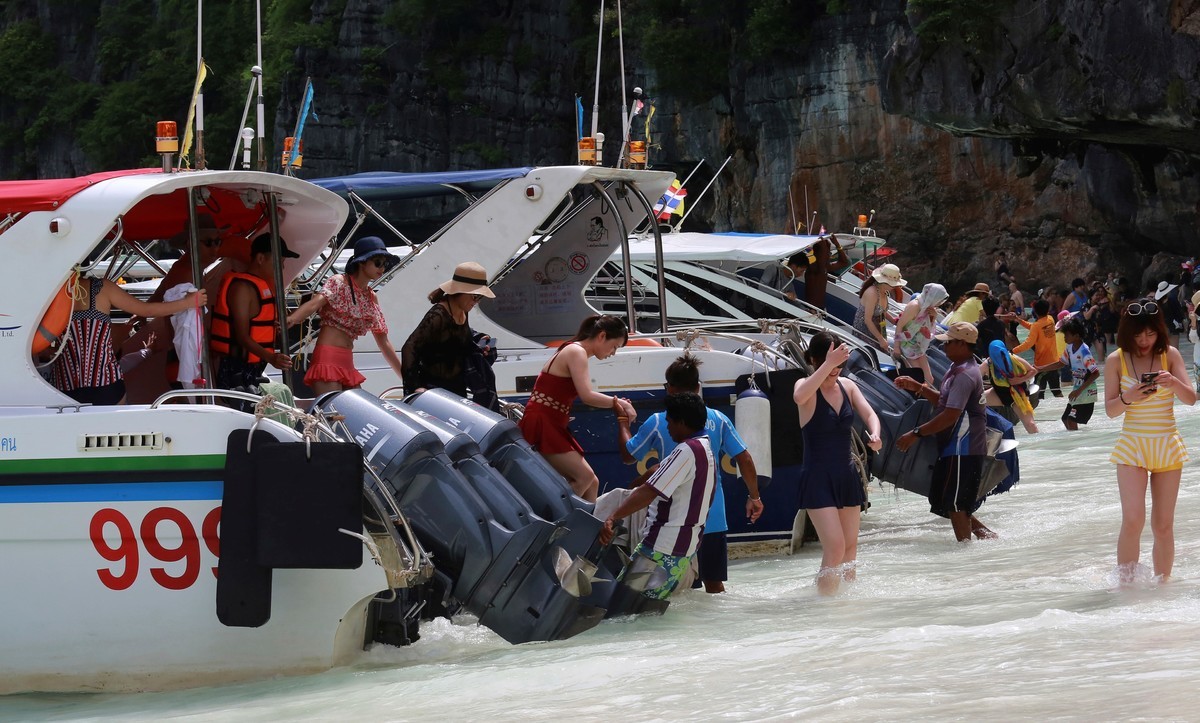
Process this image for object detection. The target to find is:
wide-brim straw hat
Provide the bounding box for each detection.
[1155,281,1178,300]
[968,282,992,297]
[871,263,906,287]
[438,261,496,298]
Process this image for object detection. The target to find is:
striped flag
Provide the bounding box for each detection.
[653,180,687,221]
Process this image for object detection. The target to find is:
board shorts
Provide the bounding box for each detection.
[928,455,985,518]
[1062,402,1095,425]
[623,543,694,600]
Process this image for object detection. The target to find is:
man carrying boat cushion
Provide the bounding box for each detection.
[210,234,296,406]
[894,321,997,542]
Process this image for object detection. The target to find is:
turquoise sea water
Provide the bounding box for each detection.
[6,349,1200,721]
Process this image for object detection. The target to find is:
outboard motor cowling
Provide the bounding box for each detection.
[404,388,590,522]
[315,389,609,643]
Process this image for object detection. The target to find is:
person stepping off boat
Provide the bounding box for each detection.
[519,314,636,502]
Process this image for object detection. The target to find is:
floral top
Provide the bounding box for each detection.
[894,306,938,359]
[318,273,387,339]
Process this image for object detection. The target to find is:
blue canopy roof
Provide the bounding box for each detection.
[309,168,535,200]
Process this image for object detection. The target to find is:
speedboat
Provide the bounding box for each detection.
[0,168,442,693]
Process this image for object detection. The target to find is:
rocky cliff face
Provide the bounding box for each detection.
[5,0,1199,296]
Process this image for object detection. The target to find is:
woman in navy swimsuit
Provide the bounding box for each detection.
[792,331,883,595]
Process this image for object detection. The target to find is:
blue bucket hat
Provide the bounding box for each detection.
[346,236,399,273]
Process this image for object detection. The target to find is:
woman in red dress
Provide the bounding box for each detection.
[519,315,637,501]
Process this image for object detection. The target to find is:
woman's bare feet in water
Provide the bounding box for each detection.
[970,516,998,540]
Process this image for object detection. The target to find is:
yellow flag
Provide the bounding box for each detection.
[644,104,656,147]
[179,60,210,169]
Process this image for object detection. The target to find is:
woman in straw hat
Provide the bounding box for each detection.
[852,263,905,353]
[287,236,404,395]
[944,282,992,326]
[399,260,497,400]
[519,314,638,501]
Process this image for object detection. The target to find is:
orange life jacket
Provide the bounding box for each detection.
[210,272,276,363]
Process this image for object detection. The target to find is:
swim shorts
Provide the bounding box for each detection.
[622,543,694,600]
[928,455,985,518]
[1062,402,1094,425]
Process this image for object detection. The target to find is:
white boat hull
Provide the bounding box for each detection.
[0,405,390,695]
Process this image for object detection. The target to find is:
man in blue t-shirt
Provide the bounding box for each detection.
[895,321,997,542]
[616,353,764,593]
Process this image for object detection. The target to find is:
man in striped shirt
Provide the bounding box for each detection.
[600,392,717,600]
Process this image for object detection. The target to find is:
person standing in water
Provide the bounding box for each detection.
[617,352,764,593]
[519,314,637,502]
[792,331,883,594]
[1104,298,1195,583]
[895,322,997,542]
[1037,317,1100,431]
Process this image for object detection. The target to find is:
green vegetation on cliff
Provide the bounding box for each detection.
[0,0,314,177]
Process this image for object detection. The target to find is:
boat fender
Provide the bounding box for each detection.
[32,274,76,355]
[734,387,772,480]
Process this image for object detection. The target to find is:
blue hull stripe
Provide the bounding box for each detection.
[0,481,222,504]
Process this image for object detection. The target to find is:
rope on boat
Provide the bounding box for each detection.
[849,428,873,499]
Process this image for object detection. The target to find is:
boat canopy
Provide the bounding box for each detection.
[610,230,823,264]
[311,168,536,200]
[0,169,160,216]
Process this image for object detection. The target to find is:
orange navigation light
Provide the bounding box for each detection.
[627,140,647,169]
[156,121,179,173]
[857,214,868,228]
[155,121,179,153]
[578,136,597,166]
[281,136,303,169]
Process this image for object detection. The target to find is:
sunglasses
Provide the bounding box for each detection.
[1125,301,1159,316]
[370,258,388,269]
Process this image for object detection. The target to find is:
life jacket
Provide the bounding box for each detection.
[210,272,276,363]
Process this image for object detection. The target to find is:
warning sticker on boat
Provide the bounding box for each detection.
[569,253,589,275]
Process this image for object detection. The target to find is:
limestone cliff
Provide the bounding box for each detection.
[3,0,1199,295]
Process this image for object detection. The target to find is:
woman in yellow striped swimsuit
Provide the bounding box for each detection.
[1104,299,1196,582]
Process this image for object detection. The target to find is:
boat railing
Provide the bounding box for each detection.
[77,217,126,276]
[617,322,803,371]
[148,388,434,588]
[1,211,21,237]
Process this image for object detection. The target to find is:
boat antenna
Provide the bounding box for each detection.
[804,185,811,234]
[254,0,266,170]
[675,154,732,231]
[229,65,262,170]
[590,0,604,139]
[615,0,629,167]
[195,0,206,169]
[787,188,798,234]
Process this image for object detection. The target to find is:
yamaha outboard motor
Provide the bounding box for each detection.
[404,389,592,521]
[403,388,617,612]
[314,390,606,643]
